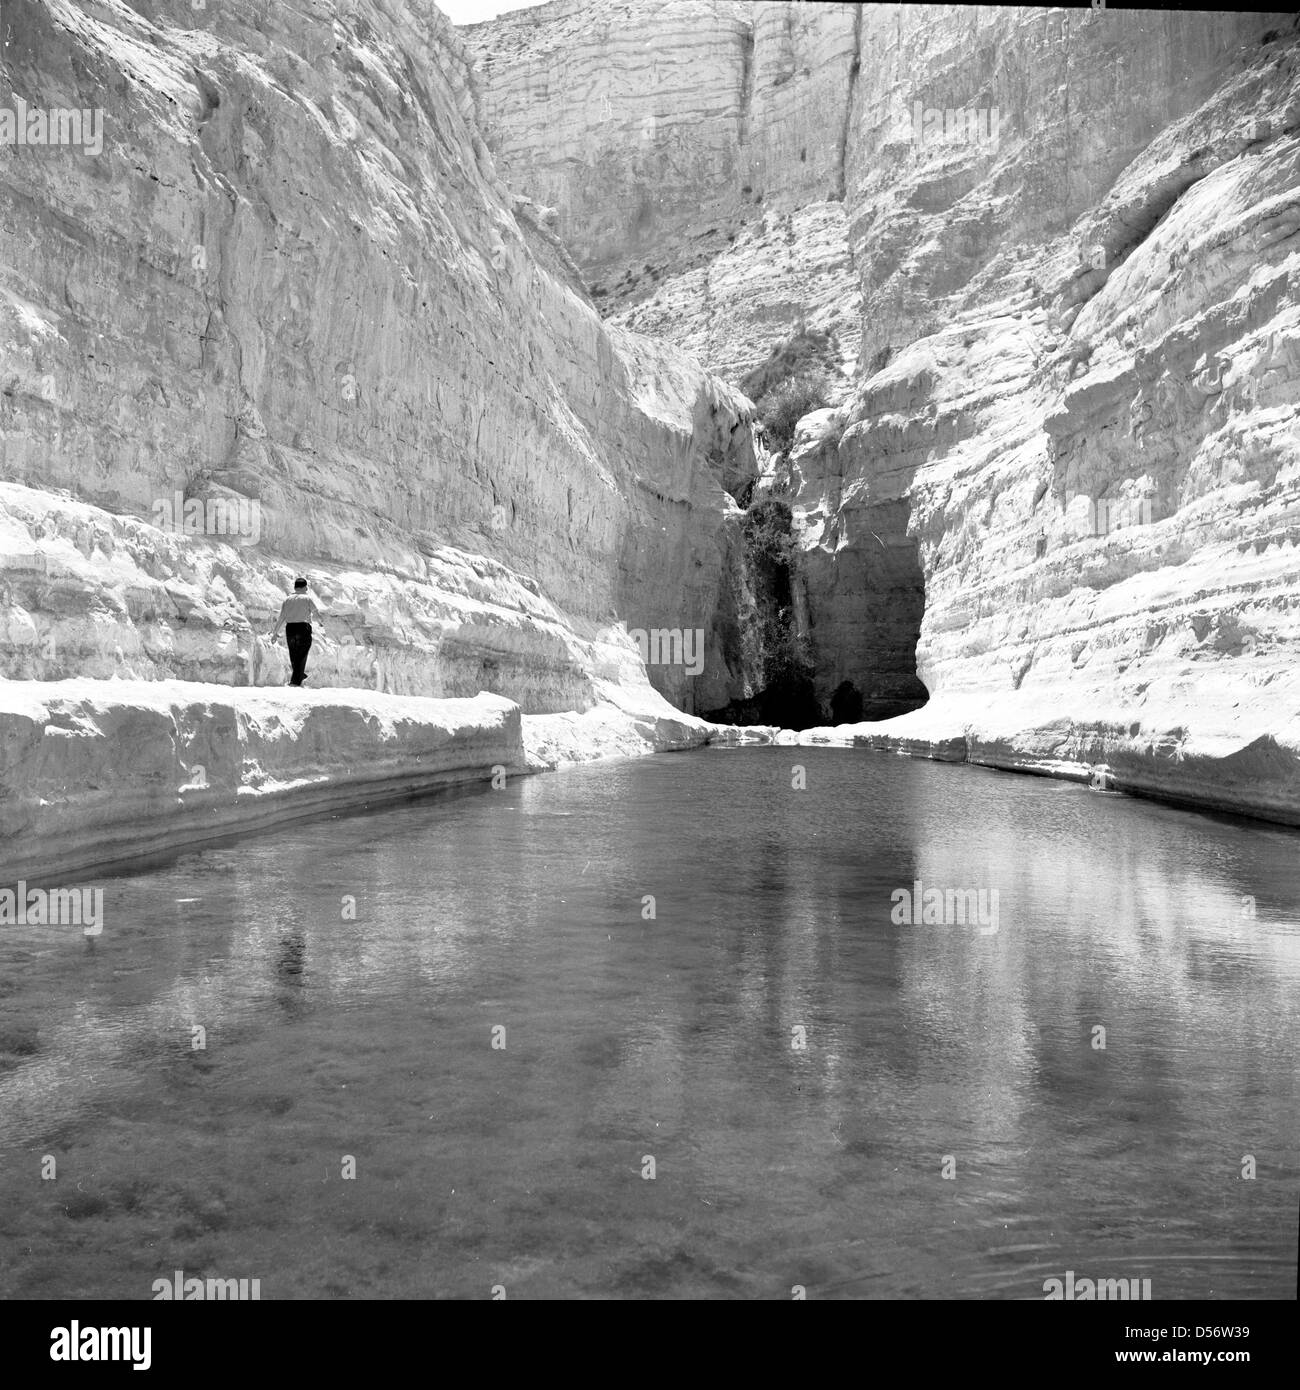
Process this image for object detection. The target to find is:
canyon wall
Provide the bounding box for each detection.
[470,2,1300,786]
[829,6,1300,767]
[0,0,758,718]
[465,0,864,383]
[5,0,1300,822]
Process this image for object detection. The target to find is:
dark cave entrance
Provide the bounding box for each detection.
[700,493,929,732]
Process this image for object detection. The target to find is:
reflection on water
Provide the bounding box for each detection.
[0,749,1297,1299]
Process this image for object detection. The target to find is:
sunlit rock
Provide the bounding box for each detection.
[0,681,526,880]
[0,0,758,724]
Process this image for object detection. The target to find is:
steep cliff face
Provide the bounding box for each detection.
[825,6,1300,755]
[6,1,1300,819]
[0,0,755,715]
[468,1,1300,778]
[464,0,863,385]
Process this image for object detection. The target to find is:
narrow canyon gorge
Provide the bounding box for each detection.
[469,0,1300,813]
[3,0,1300,870]
[2,0,1300,1318]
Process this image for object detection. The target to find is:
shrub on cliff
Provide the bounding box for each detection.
[740,328,833,403]
[759,371,830,452]
[741,328,837,453]
[744,497,796,576]
[822,411,848,451]
[741,497,818,724]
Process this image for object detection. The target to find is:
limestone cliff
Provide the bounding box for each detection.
[827,5,1300,771]
[464,0,864,384]
[0,0,756,717]
[469,2,1300,822]
[6,0,1300,829]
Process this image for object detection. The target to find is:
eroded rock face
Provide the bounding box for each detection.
[465,0,864,385]
[829,7,1300,758]
[6,0,1299,813]
[469,1,1300,766]
[0,0,756,714]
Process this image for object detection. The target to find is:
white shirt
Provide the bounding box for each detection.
[276,594,321,626]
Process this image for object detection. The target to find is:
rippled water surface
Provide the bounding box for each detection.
[1,747,1297,1299]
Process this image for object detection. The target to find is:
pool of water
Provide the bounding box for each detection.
[1,747,1297,1299]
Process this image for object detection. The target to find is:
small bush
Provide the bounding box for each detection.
[740,327,833,400]
[866,343,893,375]
[742,328,840,453]
[759,371,829,452]
[744,497,796,576]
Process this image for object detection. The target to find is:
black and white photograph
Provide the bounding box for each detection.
[1,0,1297,1339]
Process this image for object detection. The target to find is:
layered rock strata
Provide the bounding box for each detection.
[809,7,1300,815]
[5,0,1300,833]
[464,0,864,383]
[470,1,1300,821]
[0,683,525,880]
[0,0,756,723]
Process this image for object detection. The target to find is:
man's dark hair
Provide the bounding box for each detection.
[294,577,308,591]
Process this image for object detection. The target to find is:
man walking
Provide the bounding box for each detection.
[270,577,325,687]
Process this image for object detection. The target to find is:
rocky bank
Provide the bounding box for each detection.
[0,682,524,879]
[0,672,738,880]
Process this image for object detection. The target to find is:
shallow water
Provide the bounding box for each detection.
[1,747,1297,1299]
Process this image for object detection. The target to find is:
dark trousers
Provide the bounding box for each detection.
[285,623,312,686]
